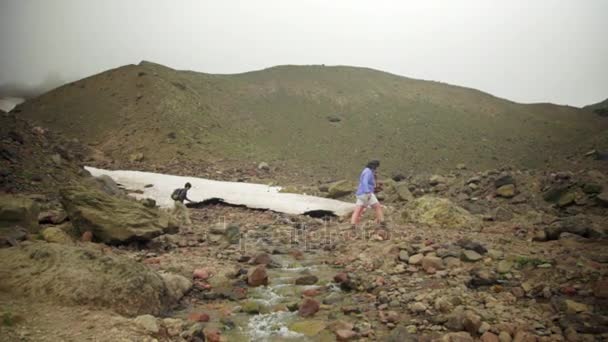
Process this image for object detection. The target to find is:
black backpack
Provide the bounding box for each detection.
[171,188,181,201]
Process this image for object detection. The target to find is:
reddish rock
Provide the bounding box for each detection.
[193,268,212,280]
[302,288,321,297]
[295,275,318,285]
[334,272,348,283]
[513,330,536,342]
[248,265,269,287]
[298,298,320,317]
[593,279,608,298]
[290,249,304,260]
[188,312,210,322]
[335,329,357,341]
[379,310,400,324]
[143,257,161,264]
[251,253,273,265]
[204,328,221,342]
[560,286,577,296]
[481,331,500,342]
[81,231,93,242]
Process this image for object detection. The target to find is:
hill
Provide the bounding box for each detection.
[584,98,608,117]
[15,61,608,182]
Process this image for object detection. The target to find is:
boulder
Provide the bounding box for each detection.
[597,190,608,207]
[247,265,268,287]
[160,272,192,304]
[95,174,124,196]
[0,194,40,232]
[0,242,180,316]
[295,275,319,285]
[429,175,447,186]
[134,314,159,334]
[60,185,178,244]
[402,196,480,229]
[494,174,515,188]
[395,182,414,202]
[496,184,516,198]
[421,256,445,272]
[38,210,68,225]
[327,180,353,198]
[41,227,74,245]
[298,298,320,317]
[462,250,483,262]
[224,224,240,244]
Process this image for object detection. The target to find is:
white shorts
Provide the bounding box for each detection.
[355,193,379,207]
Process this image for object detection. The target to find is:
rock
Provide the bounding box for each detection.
[81,231,93,242]
[399,250,409,262]
[60,185,178,244]
[543,185,571,203]
[499,331,512,342]
[468,268,498,288]
[395,182,414,202]
[494,207,513,221]
[327,180,352,198]
[224,224,240,244]
[597,190,608,207]
[298,298,320,317]
[556,191,576,207]
[95,174,123,196]
[429,175,447,186]
[134,314,159,334]
[462,250,483,262]
[410,302,427,313]
[41,227,73,245]
[496,184,516,198]
[295,275,318,285]
[463,311,482,335]
[188,312,210,322]
[0,242,179,316]
[481,332,500,342]
[386,325,418,342]
[0,225,27,247]
[335,329,357,341]
[38,210,68,225]
[422,256,445,273]
[129,152,144,162]
[204,328,221,342]
[288,320,326,337]
[408,253,424,265]
[141,198,156,208]
[334,272,349,283]
[582,183,602,194]
[562,299,589,314]
[495,174,515,188]
[323,292,343,305]
[497,260,513,273]
[247,265,269,287]
[257,162,270,171]
[193,268,212,280]
[160,273,192,304]
[441,332,474,342]
[0,194,40,232]
[456,239,487,254]
[593,279,608,298]
[558,313,608,334]
[242,300,264,314]
[402,196,480,229]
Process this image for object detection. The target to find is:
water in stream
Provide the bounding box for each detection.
[173,253,342,341]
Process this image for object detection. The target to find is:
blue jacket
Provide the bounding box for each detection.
[356,167,375,195]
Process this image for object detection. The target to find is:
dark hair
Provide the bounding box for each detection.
[367,160,380,169]
[185,182,192,188]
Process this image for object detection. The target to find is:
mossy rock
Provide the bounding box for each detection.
[60,185,178,244]
[289,320,327,336]
[402,196,480,229]
[0,194,40,233]
[327,180,353,199]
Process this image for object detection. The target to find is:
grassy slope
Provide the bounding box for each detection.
[17,62,608,180]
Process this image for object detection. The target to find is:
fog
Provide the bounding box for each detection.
[1,0,606,106]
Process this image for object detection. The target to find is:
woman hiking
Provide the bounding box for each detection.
[350,160,385,229]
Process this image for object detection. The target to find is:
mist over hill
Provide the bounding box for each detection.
[16,61,608,180]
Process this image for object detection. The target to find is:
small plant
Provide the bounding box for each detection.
[2,312,14,326]
[514,256,549,268]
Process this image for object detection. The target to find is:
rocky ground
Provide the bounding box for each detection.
[1,160,607,341]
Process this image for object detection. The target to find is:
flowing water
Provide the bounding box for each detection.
[173,253,342,341]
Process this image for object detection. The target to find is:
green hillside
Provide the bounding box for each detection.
[16,61,608,180]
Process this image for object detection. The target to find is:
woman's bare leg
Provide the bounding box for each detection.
[372,203,384,224]
[350,205,364,225]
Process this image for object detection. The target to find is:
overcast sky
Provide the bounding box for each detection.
[1,0,606,106]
